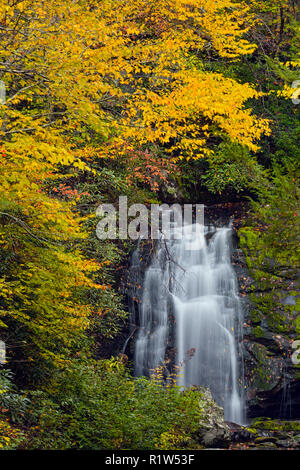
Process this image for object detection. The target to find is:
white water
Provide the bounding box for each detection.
[133,222,245,424]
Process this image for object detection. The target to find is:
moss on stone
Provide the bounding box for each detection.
[249,309,262,324]
[251,325,264,338]
[251,418,300,433]
[249,343,279,391]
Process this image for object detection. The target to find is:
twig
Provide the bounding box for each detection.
[0,211,63,246]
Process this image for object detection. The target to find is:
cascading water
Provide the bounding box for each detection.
[130,220,245,424]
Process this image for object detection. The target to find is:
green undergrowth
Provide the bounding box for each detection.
[2,359,222,450]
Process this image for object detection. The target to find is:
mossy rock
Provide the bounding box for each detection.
[245,427,258,435]
[245,343,283,392]
[252,418,300,433]
[251,325,264,338]
[239,224,300,413]
[254,436,278,443]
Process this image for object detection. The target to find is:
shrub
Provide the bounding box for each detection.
[23,358,206,450]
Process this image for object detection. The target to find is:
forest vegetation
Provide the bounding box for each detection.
[0,0,299,450]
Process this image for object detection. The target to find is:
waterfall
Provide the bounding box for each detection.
[130,221,245,424]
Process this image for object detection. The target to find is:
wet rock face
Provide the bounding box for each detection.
[233,237,300,419]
